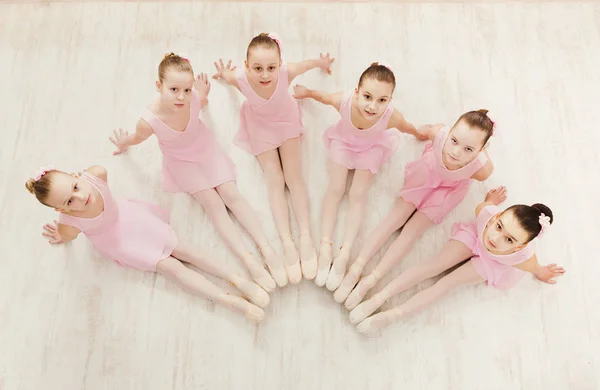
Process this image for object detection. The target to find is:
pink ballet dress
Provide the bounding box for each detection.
[141,90,236,194]
[399,126,488,224]
[322,92,400,174]
[234,63,303,155]
[58,172,178,272]
[451,205,536,289]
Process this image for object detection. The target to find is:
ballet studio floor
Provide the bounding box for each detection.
[0,1,598,389]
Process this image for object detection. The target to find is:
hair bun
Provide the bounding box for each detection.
[25,179,36,194]
[370,62,379,67]
[477,109,489,115]
[531,203,554,224]
[163,52,177,59]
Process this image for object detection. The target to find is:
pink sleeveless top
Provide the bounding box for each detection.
[322,92,399,174]
[399,126,488,224]
[234,63,303,156]
[451,205,536,289]
[141,90,236,194]
[58,172,177,271]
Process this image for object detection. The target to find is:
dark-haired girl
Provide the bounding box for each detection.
[349,186,565,334]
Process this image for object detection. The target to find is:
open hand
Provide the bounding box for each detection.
[109,128,129,156]
[212,59,236,80]
[42,221,64,245]
[292,84,310,99]
[194,72,211,100]
[318,53,334,75]
[535,263,565,284]
[484,186,507,205]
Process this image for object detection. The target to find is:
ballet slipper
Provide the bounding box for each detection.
[282,235,302,284]
[225,294,265,323]
[325,246,351,291]
[243,252,277,293]
[348,293,385,324]
[356,311,393,334]
[314,239,333,287]
[299,232,318,280]
[344,270,382,310]
[229,275,270,308]
[259,245,288,288]
[333,262,364,303]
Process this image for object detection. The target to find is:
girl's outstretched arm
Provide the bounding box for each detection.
[288,53,334,81]
[292,84,343,111]
[42,220,80,244]
[110,121,153,156]
[388,110,428,140]
[514,254,565,284]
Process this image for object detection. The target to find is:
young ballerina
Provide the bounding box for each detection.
[335,109,496,308]
[109,53,286,291]
[292,62,427,290]
[348,186,565,334]
[212,32,334,283]
[26,165,269,322]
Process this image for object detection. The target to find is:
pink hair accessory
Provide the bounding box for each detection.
[178,53,190,63]
[34,166,55,181]
[487,111,496,135]
[538,213,551,237]
[378,61,394,73]
[268,32,282,48]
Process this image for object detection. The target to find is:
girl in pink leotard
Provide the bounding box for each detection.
[109,53,283,292]
[349,186,565,334]
[293,62,427,290]
[212,33,334,284]
[26,165,268,322]
[337,110,496,309]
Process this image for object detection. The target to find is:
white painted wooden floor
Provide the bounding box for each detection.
[0,2,598,389]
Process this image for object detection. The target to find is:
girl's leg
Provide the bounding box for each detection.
[257,148,301,284]
[215,182,288,287]
[333,198,417,302]
[326,169,374,291]
[156,257,264,322]
[314,161,349,286]
[171,242,270,308]
[349,239,473,324]
[279,137,318,280]
[192,188,276,292]
[344,211,432,310]
[356,260,483,334]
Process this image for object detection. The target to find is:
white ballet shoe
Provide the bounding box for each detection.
[344,272,380,310]
[282,236,302,284]
[299,233,318,280]
[314,239,333,287]
[245,305,266,323]
[348,294,384,324]
[244,253,277,293]
[260,246,288,288]
[333,263,362,303]
[225,294,265,323]
[356,311,392,334]
[325,268,344,291]
[230,275,270,308]
[287,260,302,284]
[326,247,351,291]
